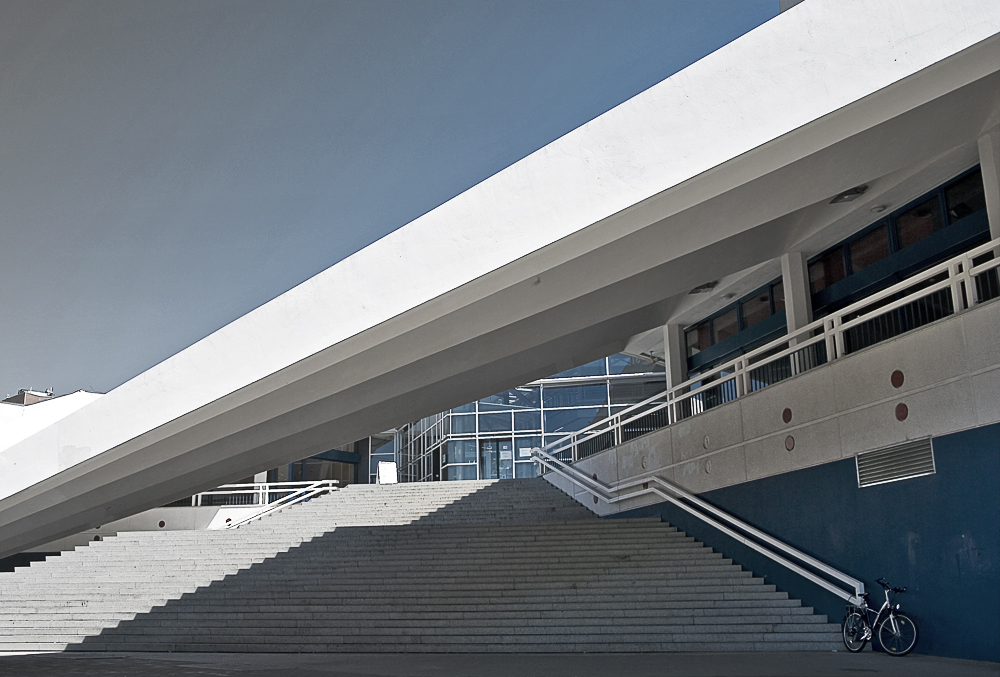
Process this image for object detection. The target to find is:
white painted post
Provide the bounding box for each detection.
[978,128,1000,241]
[781,252,813,375]
[662,323,687,390]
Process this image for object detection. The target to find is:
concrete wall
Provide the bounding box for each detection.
[611,423,1000,662]
[567,299,1000,515]
[0,391,103,453]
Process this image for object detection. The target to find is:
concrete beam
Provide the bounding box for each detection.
[978,127,1000,240]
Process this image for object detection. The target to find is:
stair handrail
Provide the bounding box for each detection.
[223,479,339,529]
[531,445,866,604]
[543,236,1000,462]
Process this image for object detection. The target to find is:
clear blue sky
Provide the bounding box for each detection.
[0,0,777,397]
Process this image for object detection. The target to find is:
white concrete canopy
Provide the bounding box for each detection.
[2,0,999,558]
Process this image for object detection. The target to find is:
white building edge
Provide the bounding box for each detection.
[2,0,999,586]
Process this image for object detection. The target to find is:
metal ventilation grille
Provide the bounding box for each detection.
[856,439,935,488]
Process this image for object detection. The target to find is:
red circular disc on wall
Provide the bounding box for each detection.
[891,370,905,388]
[895,403,908,421]
[158,521,165,528]
[782,408,793,424]
[785,436,795,451]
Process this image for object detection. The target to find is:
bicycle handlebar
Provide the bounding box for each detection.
[876,577,907,593]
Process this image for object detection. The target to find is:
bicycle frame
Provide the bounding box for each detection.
[851,585,901,638]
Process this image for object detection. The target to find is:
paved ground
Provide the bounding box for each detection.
[0,652,997,677]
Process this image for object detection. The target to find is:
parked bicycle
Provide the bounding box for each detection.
[842,577,918,656]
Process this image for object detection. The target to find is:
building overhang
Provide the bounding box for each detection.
[2,0,999,557]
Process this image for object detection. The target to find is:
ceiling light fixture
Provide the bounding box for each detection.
[830,185,869,204]
[688,281,719,294]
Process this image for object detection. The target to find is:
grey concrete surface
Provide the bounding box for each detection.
[0,651,998,677]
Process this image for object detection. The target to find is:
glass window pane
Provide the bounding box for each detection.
[479,386,540,411]
[945,169,985,224]
[809,249,846,294]
[544,407,608,434]
[609,379,666,405]
[479,412,512,433]
[550,358,607,379]
[771,281,785,313]
[713,308,738,343]
[444,465,477,481]
[896,196,944,248]
[741,290,771,330]
[514,461,539,478]
[608,354,645,375]
[450,414,476,434]
[686,322,711,358]
[514,410,541,431]
[849,224,890,273]
[514,436,541,459]
[451,402,476,414]
[542,384,608,408]
[445,439,478,464]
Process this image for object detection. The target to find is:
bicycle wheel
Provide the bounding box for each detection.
[842,612,868,652]
[878,612,917,656]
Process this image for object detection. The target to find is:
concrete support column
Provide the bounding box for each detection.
[978,128,1000,241]
[781,252,813,343]
[663,323,687,390]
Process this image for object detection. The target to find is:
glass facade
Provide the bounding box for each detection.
[395,354,665,483]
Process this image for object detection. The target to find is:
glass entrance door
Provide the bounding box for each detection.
[480,438,514,480]
[480,440,498,480]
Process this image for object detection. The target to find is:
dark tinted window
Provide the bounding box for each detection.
[809,248,846,294]
[542,384,608,408]
[609,379,666,405]
[741,290,771,329]
[479,387,540,411]
[849,224,890,272]
[945,169,986,224]
[685,322,711,358]
[543,407,608,434]
[771,280,785,313]
[896,196,943,249]
[713,308,738,343]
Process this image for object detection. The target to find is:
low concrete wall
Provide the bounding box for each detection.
[563,299,1000,514]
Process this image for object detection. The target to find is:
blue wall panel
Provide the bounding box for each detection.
[610,423,1000,662]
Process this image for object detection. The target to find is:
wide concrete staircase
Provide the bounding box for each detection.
[0,479,841,652]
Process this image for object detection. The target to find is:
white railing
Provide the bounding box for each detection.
[544,237,1000,463]
[531,445,867,604]
[178,480,339,529]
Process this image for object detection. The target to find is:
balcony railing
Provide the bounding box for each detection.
[544,237,1000,463]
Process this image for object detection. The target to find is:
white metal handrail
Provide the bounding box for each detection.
[174,480,339,528]
[223,479,339,529]
[531,445,867,604]
[544,237,1000,462]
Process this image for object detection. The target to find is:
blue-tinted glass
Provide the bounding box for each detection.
[444,465,477,481]
[451,402,476,414]
[514,462,539,478]
[514,436,542,459]
[544,407,608,434]
[550,358,607,379]
[479,386,540,411]
[514,410,541,431]
[445,439,478,464]
[479,412,512,433]
[542,384,608,408]
[450,414,476,434]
